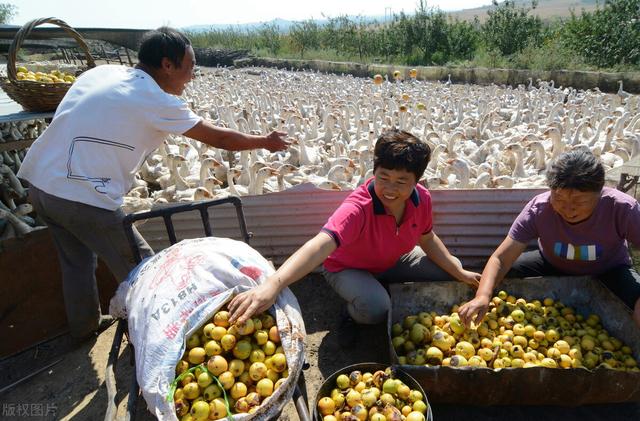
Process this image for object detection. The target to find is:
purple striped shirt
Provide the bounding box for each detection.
[508,187,640,275]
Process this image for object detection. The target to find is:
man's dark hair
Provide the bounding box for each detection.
[138,27,191,69]
[373,129,431,182]
[546,150,605,192]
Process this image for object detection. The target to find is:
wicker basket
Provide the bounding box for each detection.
[0,17,96,112]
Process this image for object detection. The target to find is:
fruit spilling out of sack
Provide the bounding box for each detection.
[171,308,288,421]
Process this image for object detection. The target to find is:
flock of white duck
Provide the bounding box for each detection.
[122,67,639,213]
[1,68,639,240]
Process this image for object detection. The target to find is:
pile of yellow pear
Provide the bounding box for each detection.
[15,66,76,84]
[317,367,429,421]
[172,309,288,421]
[391,291,639,371]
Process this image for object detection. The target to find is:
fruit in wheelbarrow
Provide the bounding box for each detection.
[272,352,287,372]
[209,398,227,419]
[172,308,289,420]
[183,382,200,400]
[232,339,252,359]
[249,361,268,381]
[220,334,237,351]
[202,384,221,401]
[254,329,269,345]
[236,319,255,335]
[213,311,230,327]
[257,378,274,397]
[190,400,210,420]
[207,356,228,376]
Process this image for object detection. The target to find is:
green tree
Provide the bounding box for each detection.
[257,23,281,56]
[563,0,640,67]
[482,0,542,56]
[289,19,320,58]
[447,18,479,61]
[0,3,17,24]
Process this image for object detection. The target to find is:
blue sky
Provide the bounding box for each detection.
[12,1,492,29]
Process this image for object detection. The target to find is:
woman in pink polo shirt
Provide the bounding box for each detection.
[229,129,480,346]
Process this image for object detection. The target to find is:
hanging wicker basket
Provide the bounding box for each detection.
[0,17,96,112]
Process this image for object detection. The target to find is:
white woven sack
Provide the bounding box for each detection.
[110,237,306,420]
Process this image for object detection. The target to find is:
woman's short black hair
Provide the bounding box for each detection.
[546,150,605,192]
[138,27,191,69]
[373,129,431,182]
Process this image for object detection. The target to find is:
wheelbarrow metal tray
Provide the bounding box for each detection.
[387,276,640,405]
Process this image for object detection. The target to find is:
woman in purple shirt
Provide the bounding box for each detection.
[460,150,640,328]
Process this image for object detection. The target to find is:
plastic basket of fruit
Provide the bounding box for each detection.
[0,17,95,112]
[387,276,640,405]
[313,363,433,421]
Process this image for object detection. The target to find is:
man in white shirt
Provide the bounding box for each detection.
[18,27,288,339]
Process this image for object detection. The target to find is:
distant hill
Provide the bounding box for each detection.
[183,16,385,33]
[449,0,600,22]
[183,0,601,33]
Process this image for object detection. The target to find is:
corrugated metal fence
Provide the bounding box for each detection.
[136,184,545,268]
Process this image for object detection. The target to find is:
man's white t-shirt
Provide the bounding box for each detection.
[18,64,202,210]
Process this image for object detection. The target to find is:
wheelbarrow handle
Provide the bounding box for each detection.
[293,382,311,421]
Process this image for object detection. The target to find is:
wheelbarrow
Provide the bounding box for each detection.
[104,196,311,421]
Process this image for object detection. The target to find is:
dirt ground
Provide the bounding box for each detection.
[2,272,640,421]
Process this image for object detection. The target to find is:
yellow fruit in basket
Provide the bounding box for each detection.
[336,374,350,390]
[361,390,377,407]
[346,389,363,407]
[413,399,428,413]
[352,404,368,420]
[318,396,336,416]
[64,75,75,83]
[406,411,426,421]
